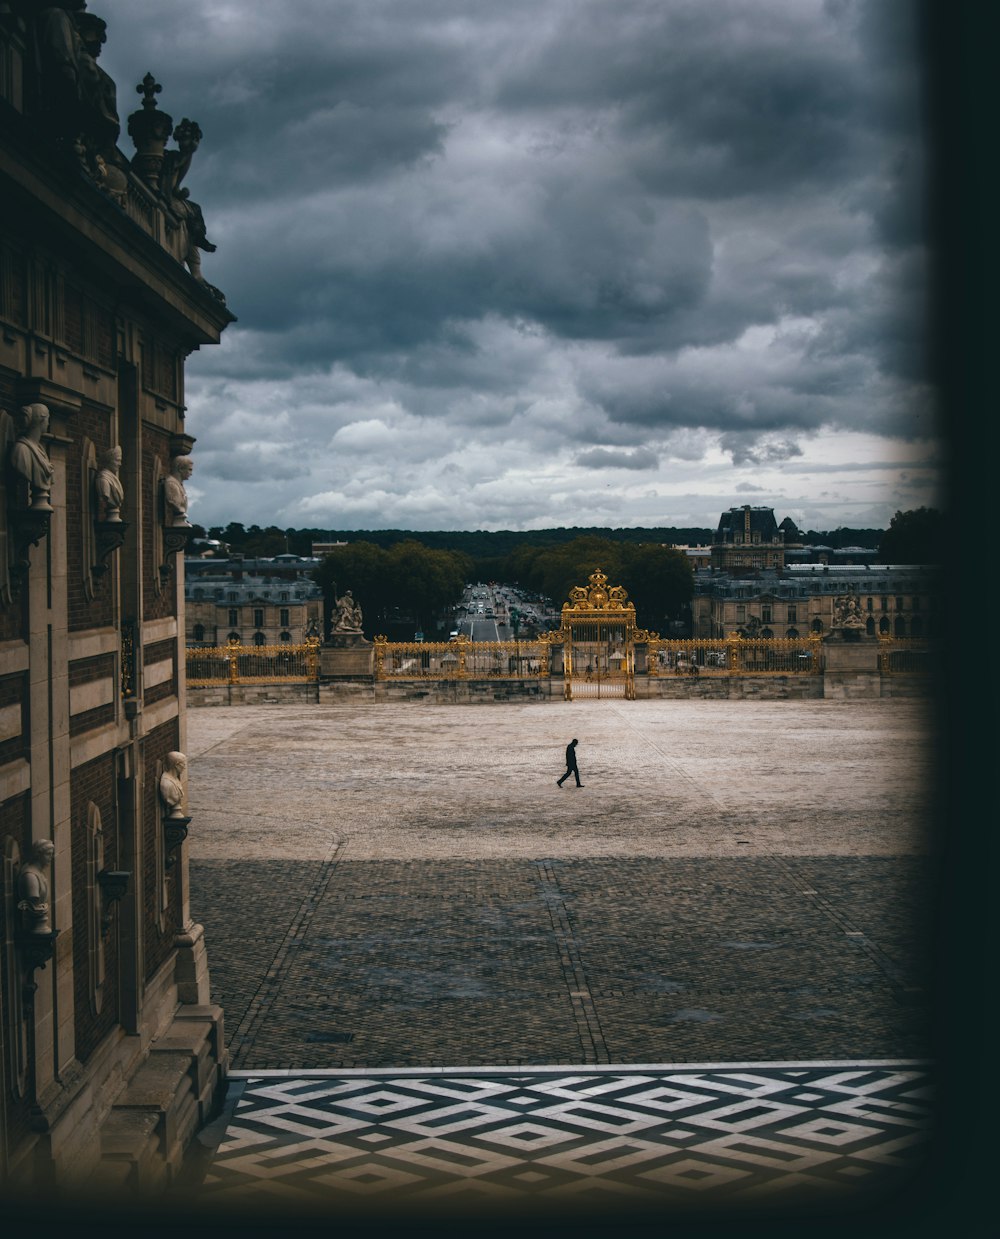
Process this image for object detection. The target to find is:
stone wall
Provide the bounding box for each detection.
[190,671,937,706]
[189,683,320,706]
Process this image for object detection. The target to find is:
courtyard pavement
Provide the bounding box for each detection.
[176,698,953,1224]
[187,698,939,1071]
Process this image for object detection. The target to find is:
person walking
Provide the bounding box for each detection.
[557,738,583,787]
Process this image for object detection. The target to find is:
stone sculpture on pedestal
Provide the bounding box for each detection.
[333,589,364,634]
[17,840,56,935]
[10,404,54,511]
[94,444,124,521]
[159,751,187,818]
[163,455,192,526]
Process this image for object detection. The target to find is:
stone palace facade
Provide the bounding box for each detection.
[1,3,232,1191]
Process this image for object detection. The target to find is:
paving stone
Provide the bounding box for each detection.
[187,701,938,1070]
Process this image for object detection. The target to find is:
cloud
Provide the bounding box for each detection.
[575,447,659,471]
[92,0,941,531]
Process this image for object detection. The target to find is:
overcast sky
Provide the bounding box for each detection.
[95,0,942,533]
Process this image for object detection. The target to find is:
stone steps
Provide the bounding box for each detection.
[95,1004,225,1193]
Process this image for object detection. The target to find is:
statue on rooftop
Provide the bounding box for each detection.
[161,118,219,286]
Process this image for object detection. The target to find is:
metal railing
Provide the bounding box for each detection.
[372,635,550,681]
[185,634,934,685]
[878,638,933,674]
[646,634,823,676]
[187,638,321,686]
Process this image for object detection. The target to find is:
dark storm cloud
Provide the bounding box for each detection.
[92,0,939,529]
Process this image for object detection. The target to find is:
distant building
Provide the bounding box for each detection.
[710,506,786,570]
[693,508,936,638]
[185,557,323,645]
[670,545,712,571]
[692,564,941,639]
[312,541,348,556]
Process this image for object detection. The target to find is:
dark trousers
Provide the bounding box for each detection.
[558,764,581,787]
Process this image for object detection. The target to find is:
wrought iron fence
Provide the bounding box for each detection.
[372,636,550,680]
[878,638,933,674]
[646,635,823,676]
[185,633,933,685]
[187,638,320,686]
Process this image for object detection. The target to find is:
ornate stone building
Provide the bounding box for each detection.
[691,564,941,639]
[184,557,323,646]
[1,4,233,1191]
[710,505,786,571]
[691,508,940,640]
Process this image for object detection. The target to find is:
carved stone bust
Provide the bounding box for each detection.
[94,444,124,521]
[159,751,187,819]
[17,839,56,935]
[163,455,192,526]
[10,403,54,511]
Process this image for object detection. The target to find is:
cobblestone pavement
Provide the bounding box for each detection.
[186,700,939,1070]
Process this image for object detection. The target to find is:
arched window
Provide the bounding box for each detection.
[879,616,890,634]
[811,618,823,633]
[280,631,292,643]
[253,631,266,646]
[760,627,773,639]
[228,632,241,643]
[785,627,799,639]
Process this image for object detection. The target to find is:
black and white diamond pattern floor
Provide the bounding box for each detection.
[198,1062,932,1211]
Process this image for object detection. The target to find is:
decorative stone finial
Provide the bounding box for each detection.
[135,72,162,109]
[127,72,173,188]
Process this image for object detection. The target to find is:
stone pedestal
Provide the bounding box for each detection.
[823,631,882,698]
[823,631,879,673]
[320,639,374,679]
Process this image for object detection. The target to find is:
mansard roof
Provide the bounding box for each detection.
[714,505,780,542]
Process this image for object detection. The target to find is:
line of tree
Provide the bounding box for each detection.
[876,508,945,564]
[311,540,473,639]
[193,522,721,560]
[192,521,910,562]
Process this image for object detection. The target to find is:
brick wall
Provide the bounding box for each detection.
[68,653,116,738]
[143,637,176,707]
[0,672,28,765]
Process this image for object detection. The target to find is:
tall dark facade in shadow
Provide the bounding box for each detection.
[1,1,233,1192]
